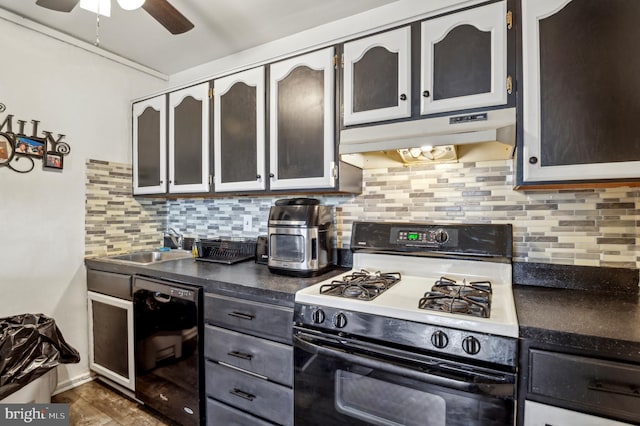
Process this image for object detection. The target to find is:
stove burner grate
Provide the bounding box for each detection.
[418,276,492,318]
[319,270,401,301]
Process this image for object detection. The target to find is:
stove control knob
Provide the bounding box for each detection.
[311,309,325,324]
[431,330,449,349]
[333,313,348,329]
[462,336,481,355]
[435,230,449,244]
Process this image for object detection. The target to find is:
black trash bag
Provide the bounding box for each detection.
[0,313,80,400]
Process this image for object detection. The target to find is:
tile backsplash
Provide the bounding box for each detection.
[85,159,167,257]
[86,159,639,268]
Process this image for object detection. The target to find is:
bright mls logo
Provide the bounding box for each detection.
[1,404,68,425]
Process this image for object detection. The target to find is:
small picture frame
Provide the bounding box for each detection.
[44,151,64,170]
[16,136,45,157]
[0,133,13,165]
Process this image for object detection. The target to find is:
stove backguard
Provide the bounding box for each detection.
[350,221,512,262]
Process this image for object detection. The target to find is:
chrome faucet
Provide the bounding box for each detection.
[165,227,184,249]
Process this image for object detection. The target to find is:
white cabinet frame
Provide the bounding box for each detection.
[521,0,640,182]
[168,82,210,193]
[88,291,135,391]
[269,47,335,190]
[421,0,507,115]
[343,26,412,125]
[213,67,266,192]
[132,95,166,195]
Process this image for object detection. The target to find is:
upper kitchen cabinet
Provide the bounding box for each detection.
[168,82,211,193]
[213,67,266,192]
[269,47,336,190]
[343,26,412,126]
[519,0,640,185]
[132,95,166,195]
[420,0,509,115]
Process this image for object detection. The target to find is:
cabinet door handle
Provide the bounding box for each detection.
[529,157,538,164]
[228,311,255,321]
[229,388,255,401]
[256,174,261,180]
[422,90,430,98]
[228,350,253,361]
[588,381,640,398]
[269,173,275,178]
[399,93,407,101]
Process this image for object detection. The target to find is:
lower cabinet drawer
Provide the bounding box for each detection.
[205,325,293,386]
[206,361,293,426]
[529,349,640,423]
[207,398,275,426]
[204,293,293,345]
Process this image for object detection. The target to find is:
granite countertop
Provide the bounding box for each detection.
[513,262,640,362]
[85,256,348,308]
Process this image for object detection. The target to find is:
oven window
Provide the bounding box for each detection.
[270,234,305,262]
[335,370,446,426]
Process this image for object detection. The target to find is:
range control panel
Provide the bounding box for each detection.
[350,221,513,259]
[395,228,456,246]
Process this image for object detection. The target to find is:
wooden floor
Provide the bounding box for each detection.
[52,380,172,426]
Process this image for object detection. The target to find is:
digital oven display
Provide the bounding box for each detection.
[406,232,419,241]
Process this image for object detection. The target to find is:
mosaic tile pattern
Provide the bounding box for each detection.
[85,160,167,257]
[87,159,639,269]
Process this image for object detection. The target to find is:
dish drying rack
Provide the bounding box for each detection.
[195,238,256,265]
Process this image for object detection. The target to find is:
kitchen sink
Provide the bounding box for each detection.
[106,250,192,265]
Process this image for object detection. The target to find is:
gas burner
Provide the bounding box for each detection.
[319,270,401,301]
[419,276,492,318]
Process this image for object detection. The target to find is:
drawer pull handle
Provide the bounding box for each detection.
[228,351,253,361]
[228,311,254,321]
[230,388,255,401]
[588,381,640,398]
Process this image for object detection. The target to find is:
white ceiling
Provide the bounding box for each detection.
[0,0,398,76]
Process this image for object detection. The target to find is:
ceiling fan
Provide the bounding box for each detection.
[35,0,194,34]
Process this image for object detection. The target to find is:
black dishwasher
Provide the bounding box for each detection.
[133,277,203,425]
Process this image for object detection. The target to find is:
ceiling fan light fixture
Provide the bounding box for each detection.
[79,0,111,17]
[117,0,146,11]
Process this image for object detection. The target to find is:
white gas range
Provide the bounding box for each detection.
[293,221,520,425]
[294,221,519,365]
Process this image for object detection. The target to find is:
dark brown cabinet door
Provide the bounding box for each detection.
[214,67,265,192]
[522,0,640,183]
[269,48,336,190]
[343,27,411,125]
[133,95,166,194]
[421,1,507,115]
[168,82,210,193]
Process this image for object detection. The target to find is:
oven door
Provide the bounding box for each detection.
[293,328,515,426]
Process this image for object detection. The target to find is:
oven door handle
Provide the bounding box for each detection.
[294,331,500,394]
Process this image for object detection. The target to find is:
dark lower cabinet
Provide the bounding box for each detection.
[519,339,639,425]
[519,0,640,186]
[203,293,293,425]
[87,269,135,392]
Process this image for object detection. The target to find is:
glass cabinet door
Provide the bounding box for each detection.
[132,95,166,195]
[343,26,411,126]
[213,67,265,192]
[168,82,210,193]
[421,0,508,115]
[269,47,335,190]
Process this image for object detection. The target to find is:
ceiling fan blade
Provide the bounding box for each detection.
[35,0,79,12]
[142,0,194,35]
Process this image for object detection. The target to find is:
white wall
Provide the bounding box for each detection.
[0,18,167,390]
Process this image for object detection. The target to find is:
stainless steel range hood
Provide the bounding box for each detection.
[340,108,516,169]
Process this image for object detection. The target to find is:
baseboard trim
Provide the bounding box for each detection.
[52,372,93,396]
